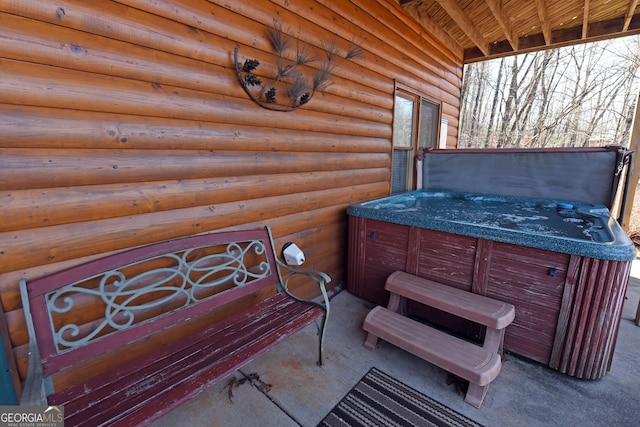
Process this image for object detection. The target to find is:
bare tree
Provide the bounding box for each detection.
[532,50,562,147]
[485,58,505,148]
[459,37,640,149]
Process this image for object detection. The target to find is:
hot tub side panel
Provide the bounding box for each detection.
[483,241,571,365]
[347,215,632,378]
[549,257,632,379]
[347,217,410,306]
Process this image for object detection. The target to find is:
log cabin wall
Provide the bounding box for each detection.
[0,0,462,394]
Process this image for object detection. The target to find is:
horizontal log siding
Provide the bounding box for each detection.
[0,0,462,387]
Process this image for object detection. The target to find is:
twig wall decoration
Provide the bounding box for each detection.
[234,20,363,112]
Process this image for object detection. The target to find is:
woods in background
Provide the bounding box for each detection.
[459,37,640,149]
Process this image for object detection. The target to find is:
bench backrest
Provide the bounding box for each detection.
[20,227,281,378]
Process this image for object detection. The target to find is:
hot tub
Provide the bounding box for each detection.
[347,190,635,379]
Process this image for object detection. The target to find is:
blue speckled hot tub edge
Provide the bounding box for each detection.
[346,190,636,262]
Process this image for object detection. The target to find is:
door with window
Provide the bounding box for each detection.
[392,85,441,193]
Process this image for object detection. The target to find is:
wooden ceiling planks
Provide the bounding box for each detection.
[398,0,640,62]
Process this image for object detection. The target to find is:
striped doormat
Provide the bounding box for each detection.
[318,368,484,427]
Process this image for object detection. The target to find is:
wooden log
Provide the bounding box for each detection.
[285,224,346,265]
[1,0,457,124]
[320,0,463,87]
[0,0,230,64]
[240,5,458,137]
[0,3,393,100]
[0,302,21,397]
[206,0,460,101]
[0,182,388,273]
[113,0,394,94]
[0,0,456,125]
[0,13,234,95]
[0,59,392,136]
[0,13,392,122]
[0,147,389,190]
[0,105,392,152]
[4,308,25,349]
[365,0,463,63]
[1,168,389,232]
[297,0,462,104]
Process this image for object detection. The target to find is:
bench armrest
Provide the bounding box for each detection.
[264,225,331,312]
[275,257,331,312]
[274,257,331,366]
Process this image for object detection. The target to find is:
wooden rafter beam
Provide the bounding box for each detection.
[484,0,517,51]
[433,0,490,56]
[624,0,640,31]
[400,0,638,63]
[465,13,640,63]
[535,0,552,45]
[582,0,590,39]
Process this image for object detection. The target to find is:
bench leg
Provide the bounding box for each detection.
[317,314,327,366]
[363,332,379,350]
[464,382,489,408]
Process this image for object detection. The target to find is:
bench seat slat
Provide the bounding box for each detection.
[363,306,501,386]
[386,271,515,329]
[56,293,323,426]
[53,293,297,405]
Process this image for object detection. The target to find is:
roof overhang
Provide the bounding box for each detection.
[398,0,640,63]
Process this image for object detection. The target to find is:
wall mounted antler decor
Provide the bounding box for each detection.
[234,20,363,112]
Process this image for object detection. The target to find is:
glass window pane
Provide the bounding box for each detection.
[392,149,409,193]
[393,95,414,148]
[419,99,439,149]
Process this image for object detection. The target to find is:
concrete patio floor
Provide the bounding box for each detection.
[152,262,640,427]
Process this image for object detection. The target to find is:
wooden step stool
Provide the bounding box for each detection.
[362,271,515,408]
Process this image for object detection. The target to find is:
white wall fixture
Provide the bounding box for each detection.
[282,242,305,265]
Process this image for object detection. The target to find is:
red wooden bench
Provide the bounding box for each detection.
[362,271,514,408]
[19,226,330,426]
